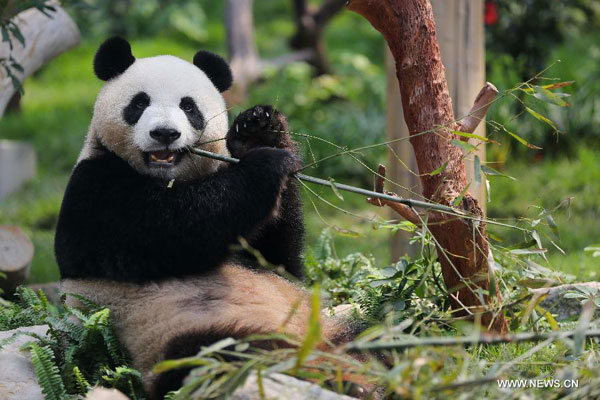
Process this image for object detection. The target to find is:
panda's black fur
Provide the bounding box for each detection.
[56,144,303,283]
[55,37,350,399]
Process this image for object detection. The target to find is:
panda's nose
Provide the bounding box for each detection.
[150,128,181,145]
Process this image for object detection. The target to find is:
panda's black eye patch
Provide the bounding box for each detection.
[179,97,204,130]
[123,92,150,126]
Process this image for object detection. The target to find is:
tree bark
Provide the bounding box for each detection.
[0,4,80,117]
[349,0,507,332]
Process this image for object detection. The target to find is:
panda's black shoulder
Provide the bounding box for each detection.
[72,152,141,184]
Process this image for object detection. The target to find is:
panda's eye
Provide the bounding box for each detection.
[180,97,197,114]
[135,100,147,109]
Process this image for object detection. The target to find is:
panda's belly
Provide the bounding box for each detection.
[60,263,322,386]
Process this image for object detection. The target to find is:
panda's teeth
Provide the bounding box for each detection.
[150,154,158,162]
[167,154,175,162]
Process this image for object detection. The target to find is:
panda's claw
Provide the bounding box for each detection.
[227,105,294,158]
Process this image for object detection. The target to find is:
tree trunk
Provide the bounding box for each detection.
[225,0,262,103]
[290,0,346,75]
[0,4,80,117]
[349,0,507,332]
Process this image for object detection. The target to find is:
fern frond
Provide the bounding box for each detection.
[29,342,66,400]
[73,365,91,395]
[85,308,111,329]
[63,293,102,312]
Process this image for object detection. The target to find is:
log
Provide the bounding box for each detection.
[348,0,507,332]
[0,226,34,296]
[0,3,80,117]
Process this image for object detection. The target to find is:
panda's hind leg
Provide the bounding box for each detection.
[151,329,240,399]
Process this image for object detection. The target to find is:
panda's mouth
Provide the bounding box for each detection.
[144,150,182,168]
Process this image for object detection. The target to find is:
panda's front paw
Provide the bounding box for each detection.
[227,105,295,158]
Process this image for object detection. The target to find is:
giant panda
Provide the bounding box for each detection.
[55,37,355,399]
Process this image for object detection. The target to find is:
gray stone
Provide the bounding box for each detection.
[231,372,358,400]
[0,325,48,400]
[85,388,130,400]
[0,140,36,199]
[530,282,600,321]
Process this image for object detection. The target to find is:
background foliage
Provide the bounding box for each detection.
[1,1,600,398]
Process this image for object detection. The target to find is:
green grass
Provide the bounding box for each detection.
[487,147,600,280]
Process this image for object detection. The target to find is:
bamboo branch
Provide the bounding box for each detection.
[457,82,499,137]
[346,328,600,352]
[188,147,466,215]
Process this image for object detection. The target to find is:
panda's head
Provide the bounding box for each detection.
[84,37,233,180]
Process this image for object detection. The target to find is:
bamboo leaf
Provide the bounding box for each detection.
[474,155,481,189]
[531,86,570,107]
[535,305,559,330]
[8,25,25,47]
[522,81,575,92]
[481,165,516,180]
[328,178,344,201]
[1,26,10,45]
[511,248,547,256]
[451,139,477,154]
[294,286,321,374]
[488,252,497,298]
[525,107,558,131]
[517,278,557,288]
[546,215,559,238]
[502,126,543,149]
[333,225,360,237]
[452,184,470,207]
[429,161,448,176]
[451,130,499,144]
[153,356,212,374]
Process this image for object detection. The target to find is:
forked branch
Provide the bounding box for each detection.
[457,82,499,137]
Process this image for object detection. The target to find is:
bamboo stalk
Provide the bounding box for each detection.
[188,147,465,215]
[345,329,600,351]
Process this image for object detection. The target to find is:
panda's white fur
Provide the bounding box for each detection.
[56,38,350,398]
[80,55,228,179]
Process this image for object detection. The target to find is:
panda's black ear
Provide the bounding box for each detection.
[94,37,136,81]
[193,50,233,92]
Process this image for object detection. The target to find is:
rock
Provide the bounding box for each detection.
[85,387,130,400]
[0,325,48,400]
[0,226,34,296]
[530,282,600,321]
[0,141,36,199]
[231,372,358,400]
